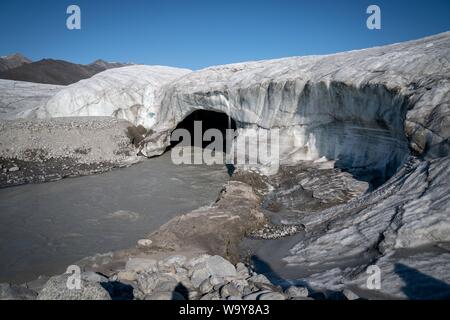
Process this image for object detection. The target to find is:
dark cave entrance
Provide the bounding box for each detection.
[169,109,237,150]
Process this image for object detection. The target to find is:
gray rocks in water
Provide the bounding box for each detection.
[37,273,111,300]
[0,283,37,300]
[249,223,304,240]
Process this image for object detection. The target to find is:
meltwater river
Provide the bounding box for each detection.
[0,152,228,283]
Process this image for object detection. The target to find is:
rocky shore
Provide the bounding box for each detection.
[0,253,320,301]
[0,174,367,300]
[0,117,143,188]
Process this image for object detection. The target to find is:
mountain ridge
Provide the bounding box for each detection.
[0,56,132,85]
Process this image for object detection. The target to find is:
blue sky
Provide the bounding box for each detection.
[1,0,449,70]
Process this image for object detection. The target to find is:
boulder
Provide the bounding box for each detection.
[284,286,309,298]
[258,292,286,300]
[125,258,158,273]
[0,283,37,300]
[37,273,111,300]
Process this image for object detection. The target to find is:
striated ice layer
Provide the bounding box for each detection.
[33,65,191,128]
[141,32,450,177]
[1,65,191,128]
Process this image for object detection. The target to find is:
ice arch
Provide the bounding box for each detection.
[141,80,411,186]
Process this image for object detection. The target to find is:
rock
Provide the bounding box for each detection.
[157,263,175,274]
[209,276,225,286]
[342,289,360,300]
[227,295,243,300]
[0,283,37,300]
[8,166,19,172]
[290,296,314,300]
[125,258,157,273]
[191,267,212,288]
[243,290,272,300]
[144,291,185,300]
[25,275,50,293]
[230,279,248,291]
[220,283,241,298]
[37,273,111,300]
[117,271,136,282]
[248,274,272,286]
[284,286,309,298]
[175,267,188,277]
[135,272,178,295]
[200,291,222,300]
[199,279,213,295]
[189,255,237,288]
[187,254,211,269]
[236,262,250,278]
[161,255,187,268]
[82,271,109,283]
[258,292,286,300]
[154,280,181,293]
[137,239,153,248]
[188,290,200,300]
[205,255,237,279]
[242,286,254,296]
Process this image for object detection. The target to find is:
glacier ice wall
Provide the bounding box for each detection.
[0,80,63,120]
[141,32,450,178]
[32,65,191,127]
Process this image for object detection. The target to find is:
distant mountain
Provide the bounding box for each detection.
[0,53,32,72]
[0,58,131,85]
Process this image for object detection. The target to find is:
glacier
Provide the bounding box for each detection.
[1,31,449,299]
[21,65,190,127]
[139,32,449,182]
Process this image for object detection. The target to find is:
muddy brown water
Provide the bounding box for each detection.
[0,152,228,284]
